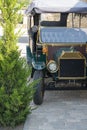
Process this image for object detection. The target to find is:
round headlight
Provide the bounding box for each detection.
[47,60,58,73]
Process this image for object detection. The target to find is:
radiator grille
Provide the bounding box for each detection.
[58,52,86,79]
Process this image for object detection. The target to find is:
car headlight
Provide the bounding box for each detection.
[47,60,58,73]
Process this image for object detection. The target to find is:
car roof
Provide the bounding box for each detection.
[25,0,87,15]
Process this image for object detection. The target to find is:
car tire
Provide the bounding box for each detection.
[33,70,44,105]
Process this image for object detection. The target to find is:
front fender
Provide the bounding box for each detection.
[32,61,46,70]
[26,46,32,64]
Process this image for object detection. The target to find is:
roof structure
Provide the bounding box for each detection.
[25,0,87,14]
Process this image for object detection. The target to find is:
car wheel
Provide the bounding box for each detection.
[33,70,44,105]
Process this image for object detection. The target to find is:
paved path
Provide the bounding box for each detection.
[24,90,87,130]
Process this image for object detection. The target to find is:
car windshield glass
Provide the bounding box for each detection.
[67,13,87,28]
[40,13,87,28]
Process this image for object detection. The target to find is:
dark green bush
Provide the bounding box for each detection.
[0,49,34,127]
[0,0,35,127]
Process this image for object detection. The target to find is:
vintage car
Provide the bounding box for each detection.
[26,0,87,105]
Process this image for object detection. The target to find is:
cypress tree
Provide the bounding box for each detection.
[0,0,34,127]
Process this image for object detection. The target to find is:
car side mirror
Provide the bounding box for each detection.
[31,25,38,33]
[28,25,38,35]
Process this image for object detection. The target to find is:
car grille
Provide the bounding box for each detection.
[58,52,86,79]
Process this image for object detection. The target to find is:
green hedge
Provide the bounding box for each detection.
[0,0,34,127]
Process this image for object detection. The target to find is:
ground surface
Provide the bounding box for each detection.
[0,124,24,130]
[23,90,87,130]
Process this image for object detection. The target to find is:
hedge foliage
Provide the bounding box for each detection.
[0,0,34,127]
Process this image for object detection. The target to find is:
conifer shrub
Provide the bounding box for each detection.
[0,49,34,127]
[0,0,34,127]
